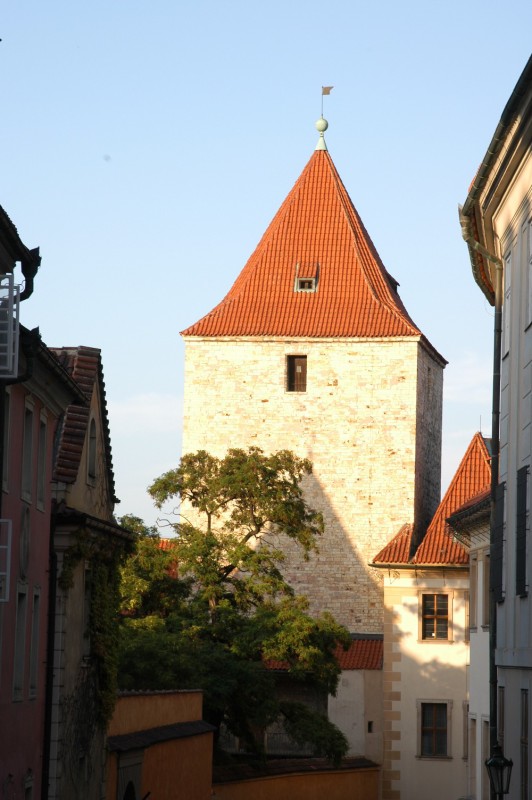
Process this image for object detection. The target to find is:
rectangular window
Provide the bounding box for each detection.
[2,389,10,492]
[482,719,490,800]
[503,251,511,355]
[482,552,491,627]
[422,594,449,640]
[469,717,477,798]
[296,277,316,292]
[516,466,529,597]
[492,482,505,603]
[0,519,12,603]
[21,404,34,501]
[527,220,532,327]
[82,566,92,658]
[470,556,478,630]
[522,689,529,800]
[498,686,505,752]
[36,417,47,510]
[29,589,41,698]
[13,584,28,700]
[287,355,307,392]
[462,701,469,760]
[420,702,448,757]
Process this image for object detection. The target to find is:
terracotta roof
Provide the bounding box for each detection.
[158,538,177,551]
[50,346,118,503]
[373,523,414,565]
[265,637,382,672]
[182,149,442,358]
[373,433,491,567]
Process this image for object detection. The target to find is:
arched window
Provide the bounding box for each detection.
[123,782,136,800]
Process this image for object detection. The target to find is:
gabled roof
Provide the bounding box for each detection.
[50,346,118,503]
[182,146,442,359]
[373,433,491,567]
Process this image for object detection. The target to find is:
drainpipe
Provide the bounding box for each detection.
[460,209,504,797]
[488,256,503,780]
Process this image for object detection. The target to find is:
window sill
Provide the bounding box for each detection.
[419,638,453,644]
[416,755,452,761]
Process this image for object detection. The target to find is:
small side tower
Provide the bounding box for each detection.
[181,120,445,632]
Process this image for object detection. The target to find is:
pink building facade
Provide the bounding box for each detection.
[0,332,82,799]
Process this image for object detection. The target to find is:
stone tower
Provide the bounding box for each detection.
[181,121,445,632]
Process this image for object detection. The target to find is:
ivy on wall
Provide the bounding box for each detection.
[59,528,134,726]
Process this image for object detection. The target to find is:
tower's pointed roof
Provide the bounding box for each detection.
[373,432,491,567]
[182,142,440,352]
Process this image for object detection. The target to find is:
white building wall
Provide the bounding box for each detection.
[489,131,532,799]
[468,541,490,800]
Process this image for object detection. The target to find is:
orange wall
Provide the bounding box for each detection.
[106,691,212,800]
[108,690,203,736]
[212,767,379,800]
[142,735,212,800]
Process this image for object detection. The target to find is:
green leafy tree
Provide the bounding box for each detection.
[118,449,350,763]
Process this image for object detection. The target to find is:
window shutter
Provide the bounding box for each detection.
[491,482,505,603]
[516,466,528,597]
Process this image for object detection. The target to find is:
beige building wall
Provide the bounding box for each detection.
[182,335,443,633]
[381,571,469,800]
[328,669,383,761]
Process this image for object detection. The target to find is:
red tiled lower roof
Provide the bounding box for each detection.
[265,638,382,672]
[373,433,491,567]
[373,524,414,565]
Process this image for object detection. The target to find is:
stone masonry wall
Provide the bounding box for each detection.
[181,336,443,633]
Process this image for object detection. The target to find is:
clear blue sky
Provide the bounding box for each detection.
[1,2,530,525]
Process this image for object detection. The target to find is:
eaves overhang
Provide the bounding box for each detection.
[461,55,532,303]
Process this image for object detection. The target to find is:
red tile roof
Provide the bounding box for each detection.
[373,524,414,565]
[50,346,117,502]
[182,149,442,358]
[265,637,382,672]
[373,433,491,566]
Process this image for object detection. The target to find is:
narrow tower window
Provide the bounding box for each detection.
[287,356,307,392]
[88,418,97,480]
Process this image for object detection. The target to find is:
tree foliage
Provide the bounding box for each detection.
[118,449,350,764]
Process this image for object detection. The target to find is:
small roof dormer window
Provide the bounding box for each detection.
[294,262,319,293]
[297,277,316,292]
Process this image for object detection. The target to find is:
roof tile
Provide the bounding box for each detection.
[182,150,440,352]
[373,433,491,566]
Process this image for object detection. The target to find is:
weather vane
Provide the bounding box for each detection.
[321,85,333,117]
